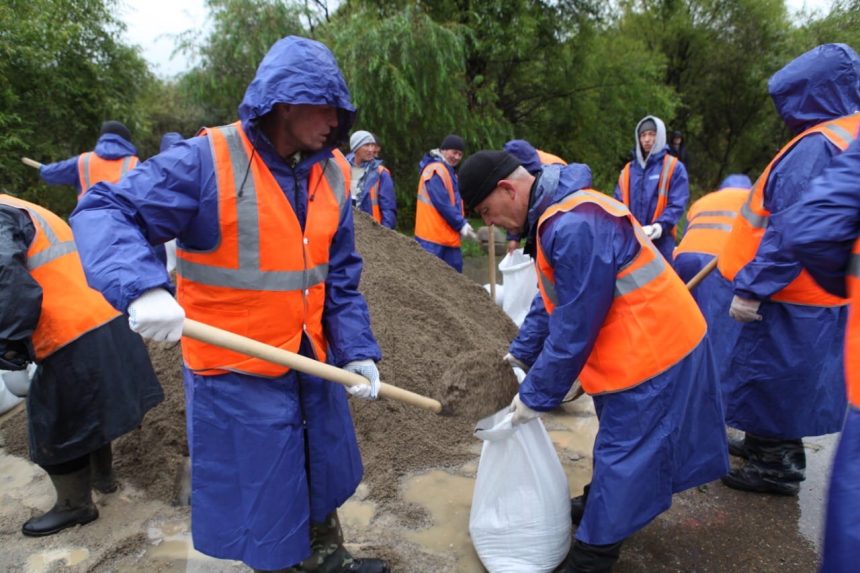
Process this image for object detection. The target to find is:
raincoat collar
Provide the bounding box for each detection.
[93,133,136,159]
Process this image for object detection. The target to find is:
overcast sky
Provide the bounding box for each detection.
[119,0,837,79]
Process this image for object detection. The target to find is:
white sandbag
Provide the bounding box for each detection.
[0,375,23,414]
[470,409,571,573]
[483,283,504,306]
[498,249,538,327]
[2,363,36,397]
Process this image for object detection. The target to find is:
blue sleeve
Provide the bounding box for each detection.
[0,206,42,345]
[39,156,81,191]
[426,174,465,232]
[785,136,860,298]
[734,135,839,299]
[323,200,383,366]
[655,161,689,231]
[378,170,397,229]
[70,139,213,311]
[519,205,626,411]
[508,292,549,367]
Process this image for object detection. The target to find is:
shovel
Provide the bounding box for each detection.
[21,157,43,170]
[181,319,448,415]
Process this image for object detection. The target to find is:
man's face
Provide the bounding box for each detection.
[279,104,339,152]
[639,130,657,155]
[672,136,682,147]
[355,143,375,163]
[474,182,527,232]
[370,143,381,158]
[441,148,464,166]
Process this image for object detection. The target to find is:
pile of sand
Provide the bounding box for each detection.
[1,212,519,508]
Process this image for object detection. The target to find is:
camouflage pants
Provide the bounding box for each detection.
[255,511,356,573]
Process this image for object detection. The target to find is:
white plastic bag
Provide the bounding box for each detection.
[498,249,538,327]
[469,409,571,573]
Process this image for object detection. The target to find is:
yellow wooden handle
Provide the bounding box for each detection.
[685,257,718,291]
[21,157,43,169]
[181,318,443,414]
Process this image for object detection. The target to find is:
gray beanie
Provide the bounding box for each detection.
[638,119,657,135]
[350,130,376,152]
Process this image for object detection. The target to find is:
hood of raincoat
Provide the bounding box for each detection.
[525,163,594,239]
[634,115,667,169]
[768,43,860,133]
[503,139,542,175]
[419,149,450,172]
[159,132,184,153]
[718,174,752,190]
[238,36,355,147]
[93,133,137,159]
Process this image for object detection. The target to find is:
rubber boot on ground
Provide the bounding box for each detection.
[559,539,623,573]
[571,483,591,526]
[22,466,99,536]
[727,434,748,459]
[90,443,118,494]
[293,511,390,573]
[721,434,805,496]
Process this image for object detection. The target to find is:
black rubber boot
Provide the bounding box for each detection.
[90,443,118,494]
[727,434,748,459]
[561,539,623,573]
[570,483,591,526]
[297,511,390,573]
[721,434,804,496]
[22,467,99,536]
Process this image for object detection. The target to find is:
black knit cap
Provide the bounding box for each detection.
[459,150,522,210]
[100,120,132,143]
[440,134,465,151]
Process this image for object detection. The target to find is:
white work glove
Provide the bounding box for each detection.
[343,359,381,400]
[642,223,663,240]
[503,353,528,384]
[127,288,185,342]
[165,239,177,274]
[460,222,478,241]
[510,393,540,425]
[729,295,763,323]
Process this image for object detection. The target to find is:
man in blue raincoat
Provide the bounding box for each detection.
[785,135,860,573]
[70,36,389,573]
[459,150,727,573]
[716,43,859,496]
[346,130,397,229]
[614,115,690,260]
[38,120,139,198]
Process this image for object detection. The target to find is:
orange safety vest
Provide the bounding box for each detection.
[367,165,390,225]
[414,161,463,247]
[719,113,860,307]
[0,195,120,360]
[535,189,706,395]
[175,121,350,377]
[536,150,566,166]
[675,188,750,257]
[76,152,139,199]
[618,154,679,224]
[846,239,860,408]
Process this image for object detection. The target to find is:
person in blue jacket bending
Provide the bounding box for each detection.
[70,36,389,573]
[717,43,859,496]
[785,135,860,573]
[346,130,397,229]
[614,115,689,261]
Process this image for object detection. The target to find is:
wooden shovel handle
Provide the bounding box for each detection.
[182,319,444,414]
[685,257,718,291]
[21,157,43,169]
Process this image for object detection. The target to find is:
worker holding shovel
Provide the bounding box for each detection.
[459,151,728,573]
[70,36,389,573]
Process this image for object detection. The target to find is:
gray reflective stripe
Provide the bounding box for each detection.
[687,222,733,232]
[849,253,860,279]
[80,153,92,191]
[826,123,856,147]
[690,210,737,221]
[615,250,666,297]
[322,157,347,211]
[740,200,768,229]
[417,190,433,205]
[177,123,329,291]
[27,242,76,270]
[657,157,674,198]
[120,156,134,176]
[538,267,558,306]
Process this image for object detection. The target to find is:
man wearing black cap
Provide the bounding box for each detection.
[459,150,727,573]
[614,115,689,261]
[37,120,139,199]
[414,133,477,272]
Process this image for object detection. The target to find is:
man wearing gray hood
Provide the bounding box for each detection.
[614,116,690,260]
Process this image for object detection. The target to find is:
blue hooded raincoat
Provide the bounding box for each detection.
[722,43,860,439]
[415,150,466,271]
[614,116,690,261]
[510,164,728,545]
[345,152,397,229]
[159,132,184,153]
[70,36,380,570]
[39,133,138,196]
[784,136,860,573]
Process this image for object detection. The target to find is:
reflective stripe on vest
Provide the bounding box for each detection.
[719,113,860,306]
[176,122,345,376]
[847,241,860,407]
[535,189,706,395]
[77,152,138,198]
[0,194,119,359]
[675,188,749,257]
[414,162,462,247]
[618,155,678,224]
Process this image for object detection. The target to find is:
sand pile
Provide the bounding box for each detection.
[1,212,519,507]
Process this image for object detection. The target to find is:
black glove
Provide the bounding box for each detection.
[0,340,30,371]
